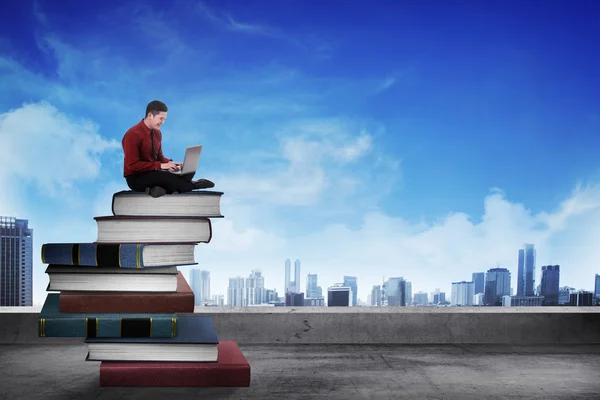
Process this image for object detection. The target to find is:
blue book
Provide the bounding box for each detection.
[38,294,177,338]
[41,243,197,268]
[85,316,219,362]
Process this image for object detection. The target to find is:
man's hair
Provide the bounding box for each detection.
[145,100,168,117]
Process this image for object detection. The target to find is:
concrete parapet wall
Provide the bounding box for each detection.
[1,307,599,344]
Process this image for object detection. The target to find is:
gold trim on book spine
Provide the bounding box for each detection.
[41,244,46,264]
[150,318,152,337]
[85,317,88,337]
[136,244,141,268]
[96,318,99,337]
[172,318,176,337]
[39,318,45,337]
[77,245,81,266]
[94,244,98,266]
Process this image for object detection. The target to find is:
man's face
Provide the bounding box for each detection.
[148,111,167,130]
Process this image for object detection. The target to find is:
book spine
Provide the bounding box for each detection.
[41,243,147,268]
[59,293,195,313]
[99,364,251,387]
[38,316,177,338]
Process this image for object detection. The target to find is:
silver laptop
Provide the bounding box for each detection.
[168,145,202,176]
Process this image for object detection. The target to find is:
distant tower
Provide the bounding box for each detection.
[190,269,210,306]
[294,259,301,293]
[540,265,560,305]
[343,276,357,306]
[0,217,33,306]
[284,259,291,293]
[517,244,536,296]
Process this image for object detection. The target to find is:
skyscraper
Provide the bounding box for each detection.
[284,258,301,293]
[472,272,485,294]
[0,217,33,306]
[485,268,511,306]
[383,277,407,306]
[294,259,301,293]
[190,269,210,306]
[306,273,322,299]
[245,270,265,305]
[371,285,382,306]
[594,274,600,300]
[540,265,560,305]
[284,259,291,293]
[451,281,474,306]
[343,276,357,306]
[517,244,536,296]
[227,276,245,307]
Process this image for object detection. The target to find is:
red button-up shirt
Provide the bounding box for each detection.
[122,119,172,176]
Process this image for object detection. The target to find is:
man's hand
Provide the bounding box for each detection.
[160,161,179,171]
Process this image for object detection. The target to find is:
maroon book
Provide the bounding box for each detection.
[99,340,251,387]
[59,271,194,313]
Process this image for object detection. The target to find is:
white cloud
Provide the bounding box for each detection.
[0,101,120,196]
[193,183,600,303]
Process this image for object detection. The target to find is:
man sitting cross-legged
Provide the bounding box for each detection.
[122,100,214,198]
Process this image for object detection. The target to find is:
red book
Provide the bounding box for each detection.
[99,340,251,387]
[59,271,194,313]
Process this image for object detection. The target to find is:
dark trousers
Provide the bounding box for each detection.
[125,170,195,194]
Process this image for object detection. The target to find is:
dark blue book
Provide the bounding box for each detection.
[39,293,177,338]
[41,242,197,268]
[85,316,219,362]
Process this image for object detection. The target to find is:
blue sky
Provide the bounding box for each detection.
[1,0,600,305]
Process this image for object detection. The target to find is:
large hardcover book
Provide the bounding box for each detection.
[38,293,177,338]
[112,190,224,218]
[46,265,178,292]
[85,316,219,362]
[41,243,197,268]
[94,216,212,244]
[99,340,250,387]
[59,271,194,313]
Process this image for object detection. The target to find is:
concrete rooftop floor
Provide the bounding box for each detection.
[1,343,599,400]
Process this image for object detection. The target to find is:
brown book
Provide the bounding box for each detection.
[100,340,250,387]
[59,271,194,313]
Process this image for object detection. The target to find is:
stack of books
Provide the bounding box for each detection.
[38,190,251,387]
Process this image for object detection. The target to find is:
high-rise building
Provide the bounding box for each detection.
[517,244,536,296]
[570,291,593,306]
[190,269,210,306]
[306,273,323,299]
[413,292,428,305]
[485,267,511,306]
[371,285,382,306]
[284,258,301,293]
[559,286,576,305]
[227,277,245,307]
[294,259,301,293]
[265,289,279,303]
[245,270,265,306]
[212,294,224,306]
[451,281,474,306]
[404,281,412,306]
[0,217,33,306]
[383,277,407,306]
[343,276,357,306]
[327,284,352,306]
[284,259,291,293]
[540,265,560,305]
[594,274,600,300]
[472,272,485,294]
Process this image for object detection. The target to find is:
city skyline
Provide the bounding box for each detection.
[2,1,600,305]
